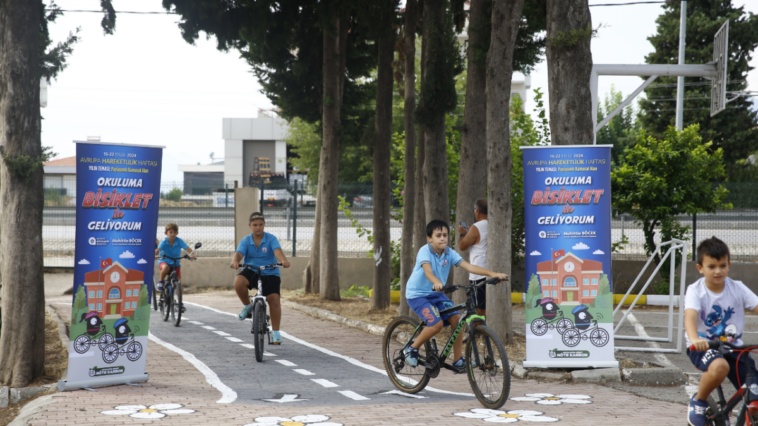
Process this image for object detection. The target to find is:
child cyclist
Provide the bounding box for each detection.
[686,237,758,426]
[155,223,195,313]
[230,212,291,345]
[404,219,508,372]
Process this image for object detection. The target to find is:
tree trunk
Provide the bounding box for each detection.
[0,0,46,387]
[412,26,427,264]
[546,0,593,145]
[304,168,323,294]
[485,0,524,345]
[319,5,342,301]
[399,0,417,317]
[421,0,449,224]
[453,0,491,302]
[372,17,395,311]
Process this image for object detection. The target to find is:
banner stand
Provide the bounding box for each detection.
[58,373,149,392]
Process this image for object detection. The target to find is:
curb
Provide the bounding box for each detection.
[280,299,387,337]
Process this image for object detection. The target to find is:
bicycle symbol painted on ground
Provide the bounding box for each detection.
[73,312,115,354]
[101,318,143,364]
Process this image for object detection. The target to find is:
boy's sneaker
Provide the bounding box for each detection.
[180,303,186,313]
[452,357,467,374]
[271,331,282,345]
[403,346,419,367]
[688,395,709,426]
[156,281,164,292]
[238,304,253,321]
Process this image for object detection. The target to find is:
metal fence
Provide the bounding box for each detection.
[42,177,758,267]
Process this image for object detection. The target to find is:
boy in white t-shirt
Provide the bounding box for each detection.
[685,237,758,426]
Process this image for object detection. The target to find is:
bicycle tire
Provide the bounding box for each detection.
[172,279,182,327]
[382,316,431,394]
[161,284,171,322]
[152,277,158,311]
[705,395,726,426]
[466,324,511,409]
[253,301,266,362]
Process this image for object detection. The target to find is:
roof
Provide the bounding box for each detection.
[43,156,76,167]
[83,262,144,284]
[536,253,603,272]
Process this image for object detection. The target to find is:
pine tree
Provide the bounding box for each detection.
[592,274,612,309]
[525,274,541,311]
[638,1,758,164]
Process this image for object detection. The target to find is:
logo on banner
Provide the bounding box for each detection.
[89,237,97,245]
[539,231,559,239]
[89,366,125,377]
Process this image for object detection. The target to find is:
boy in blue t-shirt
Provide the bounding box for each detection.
[155,223,195,312]
[405,219,507,372]
[230,212,291,344]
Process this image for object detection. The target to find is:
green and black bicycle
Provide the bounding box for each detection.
[383,278,511,409]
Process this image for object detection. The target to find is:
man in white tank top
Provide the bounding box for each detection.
[457,199,488,318]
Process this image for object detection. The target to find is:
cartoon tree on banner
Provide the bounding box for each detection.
[132,283,150,322]
[591,274,612,309]
[525,274,541,310]
[71,285,88,324]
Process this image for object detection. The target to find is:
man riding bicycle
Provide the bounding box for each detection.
[231,212,291,345]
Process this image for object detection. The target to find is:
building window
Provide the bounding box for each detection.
[97,290,103,298]
[543,291,549,297]
[132,302,138,309]
[97,303,102,311]
[126,289,132,297]
[552,290,557,297]
[592,278,598,285]
[551,279,557,286]
[89,290,95,298]
[108,288,120,299]
[542,279,548,288]
[591,290,597,296]
[125,303,129,310]
[134,289,139,297]
[89,304,95,311]
[583,290,589,297]
[564,277,577,287]
[583,279,589,286]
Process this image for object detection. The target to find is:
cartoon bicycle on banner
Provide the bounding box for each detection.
[561,305,609,347]
[74,312,115,354]
[530,298,574,336]
[101,318,143,364]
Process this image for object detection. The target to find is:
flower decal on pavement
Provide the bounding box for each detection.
[101,403,195,419]
[510,393,592,405]
[243,415,343,426]
[453,408,559,423]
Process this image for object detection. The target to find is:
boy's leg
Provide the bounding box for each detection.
[411,321,443,349]
[687,348,728,426]
[268,293,281,330]
[234,275,251,305]
[407,295,446,349]
[159,264,170,282]
[697,358,729,401]
[447,314,463,361]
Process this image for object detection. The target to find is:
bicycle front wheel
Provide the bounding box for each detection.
[382,316,431,394]
[466,325,511,409]
[172,280,182,327]
[253,301,266,362]
[152,278,158,311]
[161,286,171,322]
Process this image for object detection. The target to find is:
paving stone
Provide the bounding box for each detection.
[571,367,622,384]
[621,368,687,386]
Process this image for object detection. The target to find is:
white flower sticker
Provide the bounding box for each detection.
[243,415,343,426]
[510,393,592,405]
[453,408,559,423]
[101,403,195,419]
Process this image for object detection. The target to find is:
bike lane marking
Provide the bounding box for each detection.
[202,325,216,330]
[293,369,315,376]
[338,390,370,401]
[240,343,276,356]
[312,379,339,388]
[226,337,243,342]
[276,360,297,367]
[213,331,231,336]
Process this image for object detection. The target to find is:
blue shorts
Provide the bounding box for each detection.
[408,292,460,327]
[688,347,758,389]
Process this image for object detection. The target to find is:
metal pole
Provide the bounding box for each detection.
[286,207,291,241]
[293,180,297,257]
[225,183,228,208]
[260,181,264,215]
[692,213,697,261]
[621,214,625,238]
[675,1,687,130]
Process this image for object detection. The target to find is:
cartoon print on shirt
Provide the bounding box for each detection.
[699,305,741,342]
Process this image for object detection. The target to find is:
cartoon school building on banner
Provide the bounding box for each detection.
[83,262,144,319]
[536,253,603,305]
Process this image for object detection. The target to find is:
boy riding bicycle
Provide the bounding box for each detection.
[231,212,290,344]
[155,223,195,313]
[686,237,758,426]
[404,219,507,372]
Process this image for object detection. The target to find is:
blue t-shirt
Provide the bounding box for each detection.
[406,244,463,299]
[158,237,189,267]
[236,232,282,276]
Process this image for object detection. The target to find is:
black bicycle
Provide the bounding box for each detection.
[240,263,281,362]
[383,278,511,409]
[694,340,758,426]
[158,242,201,327]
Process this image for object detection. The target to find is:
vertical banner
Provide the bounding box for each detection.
[59,141,163,391]
[520,145,617,368]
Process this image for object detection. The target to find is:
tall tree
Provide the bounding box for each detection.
[413,30,428,281]
[638,1,758,164]
[485,0,524,345]
[545,0,594,145]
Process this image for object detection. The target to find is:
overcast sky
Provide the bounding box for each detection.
[43,0,758,183]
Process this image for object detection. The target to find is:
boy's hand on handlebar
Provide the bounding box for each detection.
[433,282,444,292]
[281,260,290,268]
[691,338,709,352]
[491,273,508,281]
[230,260,240,270]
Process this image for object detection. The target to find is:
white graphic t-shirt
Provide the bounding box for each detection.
[684,277,758,347]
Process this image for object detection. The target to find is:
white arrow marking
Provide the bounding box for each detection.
[339,390,369,401]
[261,394,308,403]
[382,390,428,399]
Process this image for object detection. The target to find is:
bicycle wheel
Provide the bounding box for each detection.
[590,328,609,347]
[152,278,158,311]
[98,333,114,350]
[530,318,548,336]
[382,316,431,394]
[253,301,266,362]
[161,283,171,322]
[126,341,143,361]
[465,325,510,409]
[74,335,91,354]
[706,395,726,426]
[562,328,581,347]
[556,318,573,335]
[102,344,119,364]
[172,280,182,327]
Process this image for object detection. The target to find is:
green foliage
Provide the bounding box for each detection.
[1,146,55,184]
[591,274,612,309]
[340,285,372,298]
[133,284,150,321]
[548,23,598,49]
[611,125,731,285]
[39,2,80,81]
[639,1,758,165]
[162,188,183,202]
[525,274,541,315]
[70,286,89,338]
[596,85,640,166]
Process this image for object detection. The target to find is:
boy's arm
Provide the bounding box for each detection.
[685,308,708,351]
[458,225,480,252]
[458,260,508,280]
[230,252,244,269]
[186,246,195,258]
[273,248,291,268]
[422,263,445,292]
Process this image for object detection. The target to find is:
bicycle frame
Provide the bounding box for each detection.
[701,343,758,426]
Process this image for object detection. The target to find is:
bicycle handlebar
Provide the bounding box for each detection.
[159,255,197,262]
[239,263,282,271]
[442,277,507,294]
[689,340,758,352]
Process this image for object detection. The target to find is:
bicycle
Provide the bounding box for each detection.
[383,277,511,409]
[239,262,282,362]
[157,242,201,327]
[692,340,758,426]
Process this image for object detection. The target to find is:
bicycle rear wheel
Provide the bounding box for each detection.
[171,279,182,327]
[253,301,266,362]
[466,324,510,409]
[161,285,171,322]
[152,277,158,311]
[382,316,431,394]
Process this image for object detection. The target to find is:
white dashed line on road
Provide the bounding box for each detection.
[226,337,243,342]
[338,390,370,401]
[627,313,676,368]
[293,369,315,376]
[240,344,276,356]
[382,390,428,399]
[202,325,216,330]
[213,331,231,336]
[311,379,339,388]
[276,360,297,367]
[188,321,204,325]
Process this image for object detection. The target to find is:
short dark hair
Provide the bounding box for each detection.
[475,199,488,215]
[249,212,265,223]
[697,236,730,265]
[165,223,179,232]
[426,219,449,237]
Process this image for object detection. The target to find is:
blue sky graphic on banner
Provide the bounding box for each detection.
[60,142,163,391]
[520,145,617,368]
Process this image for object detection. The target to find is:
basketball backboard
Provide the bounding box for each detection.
[711,20,729,117]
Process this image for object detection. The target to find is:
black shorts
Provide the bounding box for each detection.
[238,269,281,296]
[471,278,486,310]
